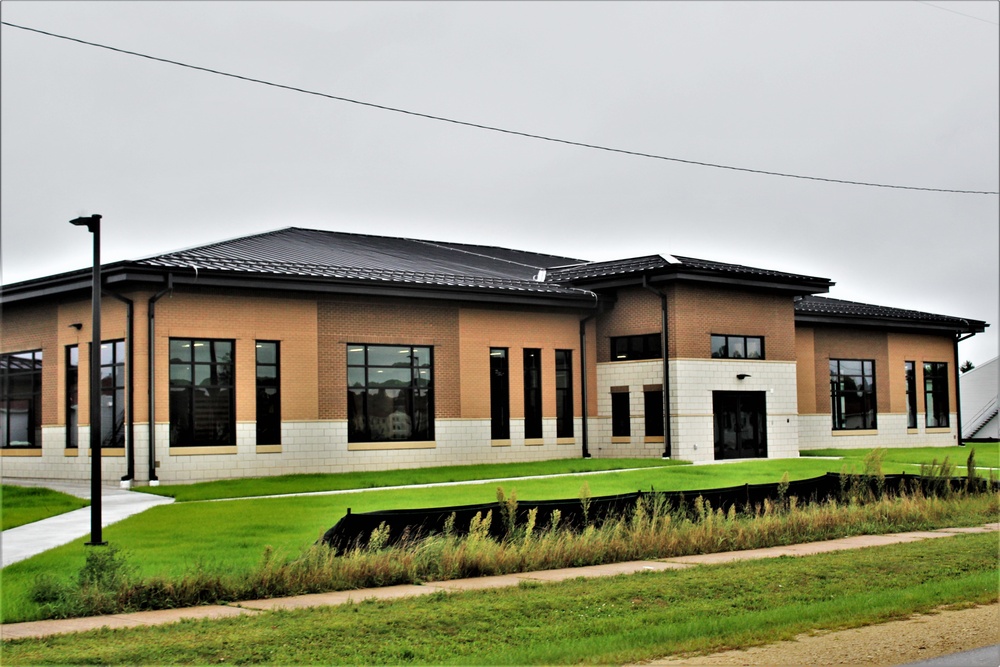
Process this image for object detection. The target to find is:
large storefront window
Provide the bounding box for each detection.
[830,359,877,430]
[169,339,234,447]
[100,341,126,448]
[1,350,43,448]
[347,344,433,442]
[924,362,950,428]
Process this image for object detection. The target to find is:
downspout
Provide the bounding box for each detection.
[579,309,597,459]
[955,329,976,446]
[147,275,174,484]
[103,290,135,485]
[642,276,672,458]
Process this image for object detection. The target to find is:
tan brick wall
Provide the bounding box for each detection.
[458,307,587,419]
[886,333,956,415]
[154,289,319,423]
[669,284,797,360]
[317,297,460,420]
[797,326,956,420]
[595,284,797,363]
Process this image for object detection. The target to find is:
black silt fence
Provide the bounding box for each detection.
[320,472,993,554]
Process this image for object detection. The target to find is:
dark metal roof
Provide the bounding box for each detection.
[795,296,988,334]
[547,254,832,291]
[139,228,581,283]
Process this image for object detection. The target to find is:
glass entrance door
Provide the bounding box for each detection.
[713,391,767,460]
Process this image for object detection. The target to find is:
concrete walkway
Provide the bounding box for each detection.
[2,522,996,641]
[1,479,174,568]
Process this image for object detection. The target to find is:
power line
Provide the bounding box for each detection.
[3,20,997,196]
[915,1,999,26]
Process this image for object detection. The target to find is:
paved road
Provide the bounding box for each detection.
[899,644,1000,667]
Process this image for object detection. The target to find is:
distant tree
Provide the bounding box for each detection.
[960,360,975,373]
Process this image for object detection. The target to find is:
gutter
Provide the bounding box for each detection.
[579,310,597,459]
[147,275,174,484]
[103,290,135,485]
[642,276,672,458]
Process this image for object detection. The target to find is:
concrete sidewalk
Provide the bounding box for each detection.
[2,522,996,641]
[1,479,174,568]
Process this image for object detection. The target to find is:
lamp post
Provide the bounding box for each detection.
[70,214,106,546]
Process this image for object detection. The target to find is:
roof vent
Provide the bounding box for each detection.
[659,254,682,265]
[534,268,547,282]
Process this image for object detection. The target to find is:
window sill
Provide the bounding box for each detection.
[170,446,238,456]
[348,441,436,451]
[491,439,512,448]
[0,448,42,457]
[89,448,126,457]
[644,436,665,443]
[925,427,951,434]
[611,436,631,443]
[256,445,282,454]
[523,438,545,446]
[556,437,576,445]
[831,430,878,437]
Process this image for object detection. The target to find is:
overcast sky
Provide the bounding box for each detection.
[2,1,997,364]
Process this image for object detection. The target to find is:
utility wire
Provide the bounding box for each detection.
[3,20,997,196]
[915,1,999,26]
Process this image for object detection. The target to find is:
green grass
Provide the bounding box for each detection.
[801,443,1000,473]
[136,458,690,502]
[3,532,996,665]
[0,485,89,531]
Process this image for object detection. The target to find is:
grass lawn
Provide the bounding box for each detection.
[136,458,690,502]
[1,454,992,624]
[3,532,996,665]
[800,443,1000,474]
[0,485,89,531]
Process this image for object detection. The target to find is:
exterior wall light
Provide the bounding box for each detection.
[736,374,751,380]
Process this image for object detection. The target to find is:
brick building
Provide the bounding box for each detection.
[0,228,987,486]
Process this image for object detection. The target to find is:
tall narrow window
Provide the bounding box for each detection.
[67,346,79,448]
[99,341,126,448]
[830,359,877,430]
[904,361,917,429]
[1,350,43,448]
[256,341,281,445]
[347,344,433,443]
[611,387,630,437]
[523,348,542,439]
[644,386,664,437]
[169,339,234,447]
[924,362,950,428]
[489,348,509,440]
[555,350,573,438]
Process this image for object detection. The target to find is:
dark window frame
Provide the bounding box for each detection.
[923,362,950,428]
[555,349,573,438]
[644,387,664,438]
[904,361,917,429]
[611,388,631,437]
[1,349,43,448]
[168,338,235,447]
[610,334,662,362]
[523,348,543,439]
[347,344,434,443]
[490,348,510,440]
[830,358,877,431]
[256,341,281,446]
[710,334,765,360]
[99,340,126,448]
[66,345,79,448]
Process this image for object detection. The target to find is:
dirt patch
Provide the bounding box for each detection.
[643,603,999,666]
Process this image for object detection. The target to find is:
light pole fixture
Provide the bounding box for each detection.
[70,214,106,547]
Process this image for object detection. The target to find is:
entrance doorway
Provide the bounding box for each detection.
[713,391,767,460]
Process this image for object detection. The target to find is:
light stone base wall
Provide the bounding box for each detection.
[0,426,130,485]
[593,359,800,464]
[798,413,960,450]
